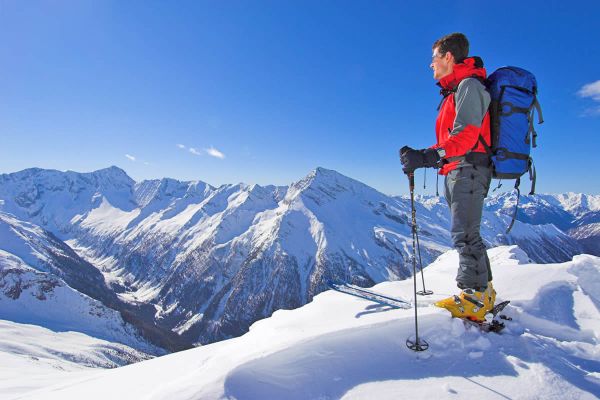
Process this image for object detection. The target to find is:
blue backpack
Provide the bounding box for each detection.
[481,67,544,232]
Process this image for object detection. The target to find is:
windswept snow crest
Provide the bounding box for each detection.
[10,246,600,400]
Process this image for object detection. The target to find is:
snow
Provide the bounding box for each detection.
[7,246,600,400]
[172,313,203,335]
[80,197,141,235]
[552,193,600,216]
[0,213,55,272]
[0,250,162,355]
[0,320,153,397]
[0,167,137,237]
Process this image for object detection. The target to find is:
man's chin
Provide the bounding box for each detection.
[435,71,451,81]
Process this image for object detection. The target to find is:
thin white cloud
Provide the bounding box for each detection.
[578,80,600,115]
[205,146,225,159]
[578,80,600,101]
[125,154,136,161]
[176,143,225,158]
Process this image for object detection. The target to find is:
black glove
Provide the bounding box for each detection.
[399,146,441,173]
[422,148,441,167]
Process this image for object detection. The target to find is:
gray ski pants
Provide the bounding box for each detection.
[444,165,493,290]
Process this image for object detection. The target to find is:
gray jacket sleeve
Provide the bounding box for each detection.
[450,78,491,136]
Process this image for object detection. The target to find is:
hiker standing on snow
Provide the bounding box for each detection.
[400,32,496,321]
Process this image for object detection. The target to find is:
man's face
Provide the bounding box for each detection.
[430,47,454,80]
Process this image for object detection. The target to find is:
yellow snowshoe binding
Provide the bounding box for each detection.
[435,282,496,322]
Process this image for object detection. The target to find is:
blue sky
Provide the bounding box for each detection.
[1,1,599,195]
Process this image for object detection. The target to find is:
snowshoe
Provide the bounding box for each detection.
[463,300,511,333]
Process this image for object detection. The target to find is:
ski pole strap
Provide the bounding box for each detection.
[506,178,521,234]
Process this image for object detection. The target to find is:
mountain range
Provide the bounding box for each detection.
[0,166,598,353]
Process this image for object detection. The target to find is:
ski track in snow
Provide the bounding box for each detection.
[4,246,600,400]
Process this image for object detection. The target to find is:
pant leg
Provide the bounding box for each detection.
[444,165,492,290]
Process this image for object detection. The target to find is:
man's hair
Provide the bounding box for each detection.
[433,33,469,63]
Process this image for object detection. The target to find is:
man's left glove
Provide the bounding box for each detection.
[399,146,441,173]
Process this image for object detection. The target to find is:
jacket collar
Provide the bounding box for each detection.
[437,56,487,91]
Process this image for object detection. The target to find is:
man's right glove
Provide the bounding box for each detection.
[399,146,441,173]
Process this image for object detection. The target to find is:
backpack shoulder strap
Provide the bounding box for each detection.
[505,160,536,234]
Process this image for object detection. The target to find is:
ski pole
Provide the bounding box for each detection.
[414,220,433,296]
[409,166,432,296]
[405,171,428,352]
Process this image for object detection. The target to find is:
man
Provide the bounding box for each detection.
[400,32,495,322]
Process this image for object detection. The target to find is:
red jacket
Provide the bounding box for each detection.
[433,57,491,175]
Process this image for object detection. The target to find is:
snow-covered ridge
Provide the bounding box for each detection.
[551,192,600,216]
[485,191,600,255]
[9,246,600,400]
[0,212,169,355]
[0,249,160,354]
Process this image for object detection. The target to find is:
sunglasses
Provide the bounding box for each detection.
[431,53,445,62]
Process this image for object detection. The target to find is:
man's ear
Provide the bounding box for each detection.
[445,51,456,64]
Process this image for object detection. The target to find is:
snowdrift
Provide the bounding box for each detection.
[5,246,600,400]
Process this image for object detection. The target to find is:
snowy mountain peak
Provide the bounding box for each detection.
[0,166,134,190]
[307,166,362,187]
[287,167,384,207]
[0,167,138,233]
[134,178,215,209]
[85,165,133,185]
[552,192,600,216]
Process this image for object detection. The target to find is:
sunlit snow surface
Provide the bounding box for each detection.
[5,246,600,400]
[0,320,153,397]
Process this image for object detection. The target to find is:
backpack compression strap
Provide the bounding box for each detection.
[528,96,544,148]
[505,158,536,234]
[506,178,521,234]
